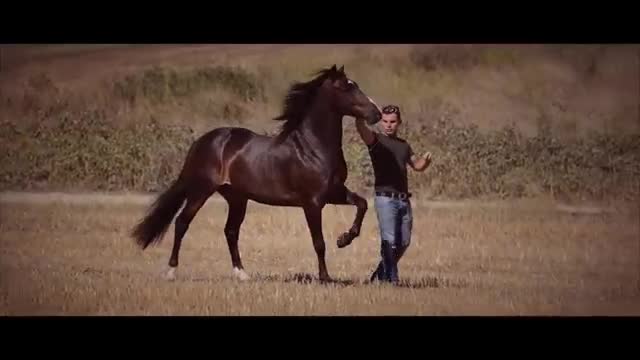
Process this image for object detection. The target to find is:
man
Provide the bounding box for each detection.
[355,104,432,284]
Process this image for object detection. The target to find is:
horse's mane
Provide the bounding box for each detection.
[273,67,335,139]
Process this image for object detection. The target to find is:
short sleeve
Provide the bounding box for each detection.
[406,143,415,163]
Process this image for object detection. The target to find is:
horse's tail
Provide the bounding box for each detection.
[132,178,187,250]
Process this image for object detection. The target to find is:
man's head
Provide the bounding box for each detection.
[379,104,402,136]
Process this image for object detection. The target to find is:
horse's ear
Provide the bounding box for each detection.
[338,65,344,74]
[328,64,342,80]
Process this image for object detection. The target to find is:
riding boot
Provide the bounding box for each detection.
[381,241,399,283]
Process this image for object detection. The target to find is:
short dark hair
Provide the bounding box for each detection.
[382,104,401,120]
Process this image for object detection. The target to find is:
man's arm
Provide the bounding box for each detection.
[355,118,376,145]
[355,95,382,146]
[409,151,432,172]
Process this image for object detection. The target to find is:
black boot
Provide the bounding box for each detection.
[381,241,399,283]
[369,261,384,282]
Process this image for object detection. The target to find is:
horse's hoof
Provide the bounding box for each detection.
[164,267,177,281]
[337,232,353,248]
[233,267,250,281]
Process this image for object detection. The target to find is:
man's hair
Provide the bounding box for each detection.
[382,104,401,121]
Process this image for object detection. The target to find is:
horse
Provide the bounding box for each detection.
[131,64,382,283]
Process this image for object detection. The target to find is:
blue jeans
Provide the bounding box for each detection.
[372,195,413,282]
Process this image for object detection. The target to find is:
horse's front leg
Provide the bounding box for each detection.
[326,185,368,248]
[302,204,331,282]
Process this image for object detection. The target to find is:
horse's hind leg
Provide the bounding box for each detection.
[326,185,368,248]
[219,187,249,281]
[165,186,216,280]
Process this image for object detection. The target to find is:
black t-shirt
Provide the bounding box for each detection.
[367,132,414,193]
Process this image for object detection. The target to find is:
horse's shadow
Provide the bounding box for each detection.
[256,272,357,287]
[253,272,467,289]
[79,266,467,290]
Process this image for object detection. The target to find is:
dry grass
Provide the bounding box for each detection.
[1,198,638,315]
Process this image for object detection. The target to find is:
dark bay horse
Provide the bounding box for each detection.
[131,65,381,283]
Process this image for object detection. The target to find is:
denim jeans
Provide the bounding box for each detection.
[372,195,413,282]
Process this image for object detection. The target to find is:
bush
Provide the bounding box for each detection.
[2,110,638,202]
[113,65,265,104]
[0,110,196,192]
[408,45,520,72]
[402,116,640,201]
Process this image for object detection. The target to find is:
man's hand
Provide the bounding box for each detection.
[354,96,382,146]
[409,151,432,172]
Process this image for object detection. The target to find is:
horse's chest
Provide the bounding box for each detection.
[332,161,347,184]
[334,153,348,178]
[320,155,347,181]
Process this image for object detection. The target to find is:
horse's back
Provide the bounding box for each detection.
[198,126,261,142]
[192,126,270,156]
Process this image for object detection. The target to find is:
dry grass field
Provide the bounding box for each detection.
[1,195,638,316]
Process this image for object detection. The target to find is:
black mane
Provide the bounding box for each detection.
[273,67,335,138]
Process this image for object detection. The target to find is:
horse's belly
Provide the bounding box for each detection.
[234,186,304,206]
[224,179,305,207]
[224,150,332,207]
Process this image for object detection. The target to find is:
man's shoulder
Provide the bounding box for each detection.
[369,132,410,146]
[388,135,411,148]
[393,136,409,144]
[371,131,407,141]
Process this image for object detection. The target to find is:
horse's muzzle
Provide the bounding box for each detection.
[366,108,382,125]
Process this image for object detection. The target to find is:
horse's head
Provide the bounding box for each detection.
[322,65,381,125]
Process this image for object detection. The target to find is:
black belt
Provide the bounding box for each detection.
[375,191,412,200]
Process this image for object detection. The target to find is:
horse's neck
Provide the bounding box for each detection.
[298,104,343,159]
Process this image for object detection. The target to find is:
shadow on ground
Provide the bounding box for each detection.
[79,266,467,289]
[253,272,468,289]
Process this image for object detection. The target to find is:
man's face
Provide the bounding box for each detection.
[380,113,401,136]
